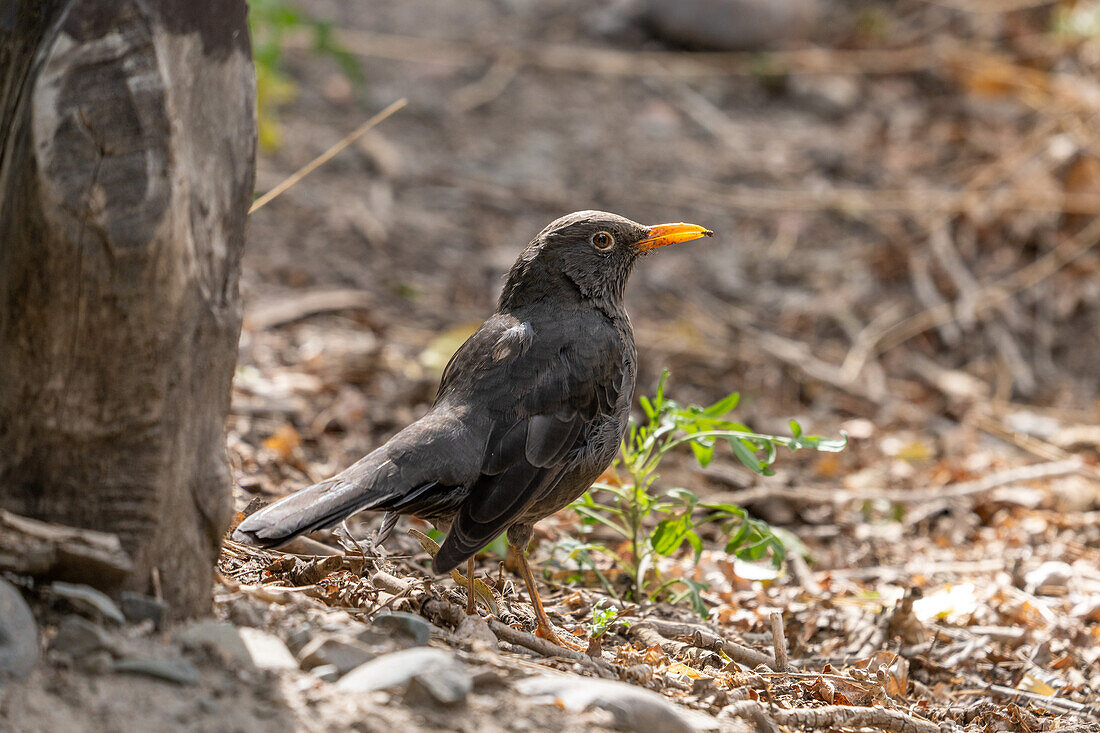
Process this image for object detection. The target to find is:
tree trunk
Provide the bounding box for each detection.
[0,1,256,617]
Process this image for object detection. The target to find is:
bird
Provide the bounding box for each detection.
[233,210,712,645]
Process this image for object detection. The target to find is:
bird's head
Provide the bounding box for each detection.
[498,210,713,311]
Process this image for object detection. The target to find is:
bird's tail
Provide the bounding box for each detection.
[232,442,408,548]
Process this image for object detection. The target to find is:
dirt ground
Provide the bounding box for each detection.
[5,0,1100,731]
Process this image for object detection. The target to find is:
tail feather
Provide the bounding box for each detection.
[232,412,480,549]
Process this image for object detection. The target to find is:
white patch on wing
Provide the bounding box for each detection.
[492,321,534,362]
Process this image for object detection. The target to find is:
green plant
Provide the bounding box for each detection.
[249,0,364,150]
[570,370,846,617]
[586,599,627,641]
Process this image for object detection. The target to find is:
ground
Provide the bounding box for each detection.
[4,0,1100,731]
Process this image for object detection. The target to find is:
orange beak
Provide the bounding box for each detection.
[634,223,714,252]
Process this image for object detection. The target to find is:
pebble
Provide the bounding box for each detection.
[404,663,472,707]
[454,615,498,650]
[0,578,38,679]
[643,0,817,51]
[119,592,168,630]
[113,656,200,685]
[365,611,431,647]
[297,635,376,675]
[517,674,698,733]
[177,620,296,670]
[336,647,468,699]
[310,663,341,683]
[49,582,125,625]
[51,615,114,658]
[238,627,298,670]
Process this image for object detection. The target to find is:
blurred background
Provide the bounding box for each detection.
[233,0,1100,572]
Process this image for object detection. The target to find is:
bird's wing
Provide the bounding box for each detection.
[433,312,626,572]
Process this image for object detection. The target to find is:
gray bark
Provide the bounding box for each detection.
[0,0,256,617]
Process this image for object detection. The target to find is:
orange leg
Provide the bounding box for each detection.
[466,557,477,615]
[516,549,583,650]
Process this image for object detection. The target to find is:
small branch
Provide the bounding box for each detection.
[421,598,623,680]
[769,612,790,671]
[723,701,943,733]
[249,98,407,214]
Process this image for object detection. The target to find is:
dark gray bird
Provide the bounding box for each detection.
[233,211,712,644]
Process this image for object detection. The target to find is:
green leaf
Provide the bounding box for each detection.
[572,505,630,538]
[703,392,740,417]
[650,516,691,556]
[665,487,699,506]
[689,438,715,467]
[726,436,768,474]
[789,419,803,438]
[686,530,704,564]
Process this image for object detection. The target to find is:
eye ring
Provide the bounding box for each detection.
[591,231,614,251]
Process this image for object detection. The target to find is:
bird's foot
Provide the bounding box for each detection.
[535,621,586,651]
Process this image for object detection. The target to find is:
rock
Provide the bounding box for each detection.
[0,578,38,679]
[297,635,376,675]
[238,627,297,670]
[75,650,114,674]
[119,592,168,629]
[643,0,818,51]
[364,611,432,647]
[178,620,249,662]
[517,674,699,733]
[404,663,472,707]
[51,615,114,659]
[177,620,296,670]
[49,582,125,624]
[113,656,199,685]
[285,625,315,654]
[224,596,267,628]
[337,647,466,694]
[1025,561,1074,595]
[310,663,341,682]
[454,615,497,650]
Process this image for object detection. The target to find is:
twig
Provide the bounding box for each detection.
[695,629,779,671]
[289,27,942,78]
[628,622,691,657]
[244,289,374,330]
[872,214,1100,354]
[723,701,943,733]
[421,598,622,679]
[249,98,407,215]
[769,612,791,671]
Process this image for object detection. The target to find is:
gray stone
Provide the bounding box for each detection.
[178,620,250,664]
[0,578,38,679]
[454,614,498,650]
[238,627,297,670]
[285,625,315,654]
[51,615,114,659]
[113,656,199,685]
[365,611,431,647]
[404,663,472,706]
[119,592,168,629]
[49,582,125,625]
[75,650,114,674]
[297,635,376,675]
[310,663,341,682]
[337,647,465,694]
[177,620,295,670]
[643,0,818,51]
[517,674,698,733]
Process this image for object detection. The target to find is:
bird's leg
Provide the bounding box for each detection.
[516,549,583,650]
[466,557,477,615]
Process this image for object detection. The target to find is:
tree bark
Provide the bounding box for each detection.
[0,1,256,617]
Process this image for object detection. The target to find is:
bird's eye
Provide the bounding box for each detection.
[591,231,614,251]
